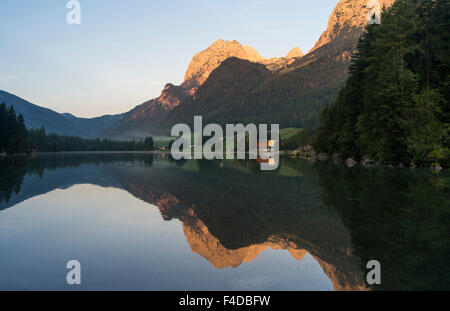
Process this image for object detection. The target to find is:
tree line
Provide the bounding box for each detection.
[314,0,449,167]
[0,103,154,154]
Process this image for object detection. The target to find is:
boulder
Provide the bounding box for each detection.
[331,153,343,164]
[345,157,358,168]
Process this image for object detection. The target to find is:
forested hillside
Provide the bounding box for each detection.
[0,103,154,154]
[164,42,352,132]
[0,90,123,138]
[315,0,450,167]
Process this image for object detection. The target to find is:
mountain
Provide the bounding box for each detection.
[103,40,305,138]
[243,45,265,62]
[100,83,190,139]
[180,39,303,93]
[60,113,125,138]
[311,0,395,52]
[0,90,74,134]
[181,39,252,94]
[0,90,123,138]
[286,47,304,58]
[164,58,273,127]
[103,0,395,139]
[2,0,398,140]
[162,0,395,131]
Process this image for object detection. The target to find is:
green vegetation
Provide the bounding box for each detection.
[315,0,450,167]
[279,128,303,139]
[278,128,314,151]
[0,103,27,154]
[165,53,349,131]
[0,102,154,154]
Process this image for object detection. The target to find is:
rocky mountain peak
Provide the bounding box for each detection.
[311,0,394,52]
[243,45,265,62]
[182,39,250,92]
[286,47,304,58]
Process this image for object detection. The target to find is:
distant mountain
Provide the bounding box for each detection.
[0,90,123,138]
[100,83,190,139]
[286,47,304,58]
[103,40,305,138]
[0,90,74,134]
[61,113,125,138]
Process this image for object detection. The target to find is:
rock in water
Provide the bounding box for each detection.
[346,157,358,168]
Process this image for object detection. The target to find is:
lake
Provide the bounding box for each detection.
[0,153,449,290]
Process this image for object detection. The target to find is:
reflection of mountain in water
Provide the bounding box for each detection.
[1,154,449,290]
[0,154,366,290]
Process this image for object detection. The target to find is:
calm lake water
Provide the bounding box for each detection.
[0,153,449,291]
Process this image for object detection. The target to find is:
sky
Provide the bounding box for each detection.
[0,0,339,118]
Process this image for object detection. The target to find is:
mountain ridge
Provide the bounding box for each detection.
[105,0,395,139]
[0,90,124,138]
[4,0,397,139]
[103,39,305,138]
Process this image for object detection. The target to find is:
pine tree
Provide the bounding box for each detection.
[16,114,28,153]
[0,102,8,152]
[315,0,449,166]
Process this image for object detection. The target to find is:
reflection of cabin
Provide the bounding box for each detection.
[257,157,276,165]
[257,140,276,152]
[257,140,277,166]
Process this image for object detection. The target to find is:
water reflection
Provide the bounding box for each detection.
[0,153,448,290]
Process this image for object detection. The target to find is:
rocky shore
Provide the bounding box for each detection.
[290,145,444,171]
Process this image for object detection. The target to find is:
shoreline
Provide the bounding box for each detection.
[1,150,447,171]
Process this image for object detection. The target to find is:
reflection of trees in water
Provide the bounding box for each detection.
[0,153,155,206]
[0,158,27,204]
[1,154,449,290]
[315,163,450,290]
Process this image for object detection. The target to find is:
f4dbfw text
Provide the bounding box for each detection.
[224,296,270,306]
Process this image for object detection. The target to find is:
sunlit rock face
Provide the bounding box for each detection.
[103,39,304,137]
[286,47,304,58]
[180,213,366,291]
[182,39,251,93]
[311,0,395,52]
[182,39,305,94]
[103,163,368,291]
[243,45,265,62]
[182,216,310,269]
[182,218,268,268]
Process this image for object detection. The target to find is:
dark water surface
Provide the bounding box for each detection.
[0,153,449,290]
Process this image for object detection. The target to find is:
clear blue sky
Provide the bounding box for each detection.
[0,0,339,117]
